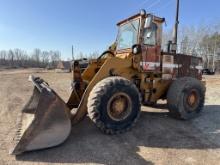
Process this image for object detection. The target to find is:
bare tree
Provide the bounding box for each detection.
[0,48,63,68]
[0,50,7,65]
[50,50,61,67]
[8,50,14,67]
[41,51,50,67]
[88,51,99,59]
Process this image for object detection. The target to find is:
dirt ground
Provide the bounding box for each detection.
[0,69,220,165]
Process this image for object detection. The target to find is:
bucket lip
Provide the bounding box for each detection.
[9,117,72,155]
[10,105,72,155]
[9,112,38,155]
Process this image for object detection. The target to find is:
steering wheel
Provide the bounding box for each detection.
[98,50,115,60]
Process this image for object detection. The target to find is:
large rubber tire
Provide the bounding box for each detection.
[167,77,206,120]
[87,77,141,134]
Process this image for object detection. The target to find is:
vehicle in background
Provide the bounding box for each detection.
[72,58,89,72]
[202,68,215,75]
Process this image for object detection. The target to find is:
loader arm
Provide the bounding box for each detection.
[71,57,133,124]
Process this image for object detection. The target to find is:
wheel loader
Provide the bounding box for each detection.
[10,9,205,155]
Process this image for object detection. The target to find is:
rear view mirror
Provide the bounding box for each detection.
[145,15,153,28]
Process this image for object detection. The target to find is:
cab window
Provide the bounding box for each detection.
[117,19,140,50]
[143,23,157,46]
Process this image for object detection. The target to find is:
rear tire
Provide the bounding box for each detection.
[167,77,205,120]
[87,77,141,134]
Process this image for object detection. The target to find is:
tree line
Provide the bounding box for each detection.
[0,49,61,68]
[163,21,220,69]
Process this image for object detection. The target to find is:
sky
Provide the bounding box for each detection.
[0,0,219,60]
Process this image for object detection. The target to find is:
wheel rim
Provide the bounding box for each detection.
[107,92,132,121]
[186,90,199,110]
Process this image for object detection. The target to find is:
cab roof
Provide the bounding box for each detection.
[117,13,165,26]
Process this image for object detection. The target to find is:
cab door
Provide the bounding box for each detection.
[141,23,161,72]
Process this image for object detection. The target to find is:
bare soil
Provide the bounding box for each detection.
[0,69,220,165]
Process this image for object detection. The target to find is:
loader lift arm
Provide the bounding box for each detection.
[69,56,135,124]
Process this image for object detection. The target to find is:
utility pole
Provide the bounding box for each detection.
[72,45,74,61]
[213,39,217,72]
[206,44,209,69]
[172,0,180,53]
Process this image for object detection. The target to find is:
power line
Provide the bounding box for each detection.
[130,0,155,18]
[146,0,162,11]
[135,0,175,18]
[72,45,74,60]
[136,0,161,12]
[137,0,151,9]
[154,0,175,12]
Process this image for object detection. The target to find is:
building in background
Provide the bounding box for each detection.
[56,61,72,73]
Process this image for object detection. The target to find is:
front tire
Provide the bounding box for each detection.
[87,77,141,134]
[167,77,205,120]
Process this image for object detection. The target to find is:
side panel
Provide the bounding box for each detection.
[162,53,203,80]
[173,54,203,80]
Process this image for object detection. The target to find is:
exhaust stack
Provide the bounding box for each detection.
[172,0,180,53]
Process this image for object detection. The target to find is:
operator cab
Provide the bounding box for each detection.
[116,11,164,50]
[116,10,165,72]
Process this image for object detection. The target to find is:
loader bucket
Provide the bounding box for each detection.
[10,75,71,155]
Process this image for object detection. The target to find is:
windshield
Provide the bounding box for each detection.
[117,19,140,50]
